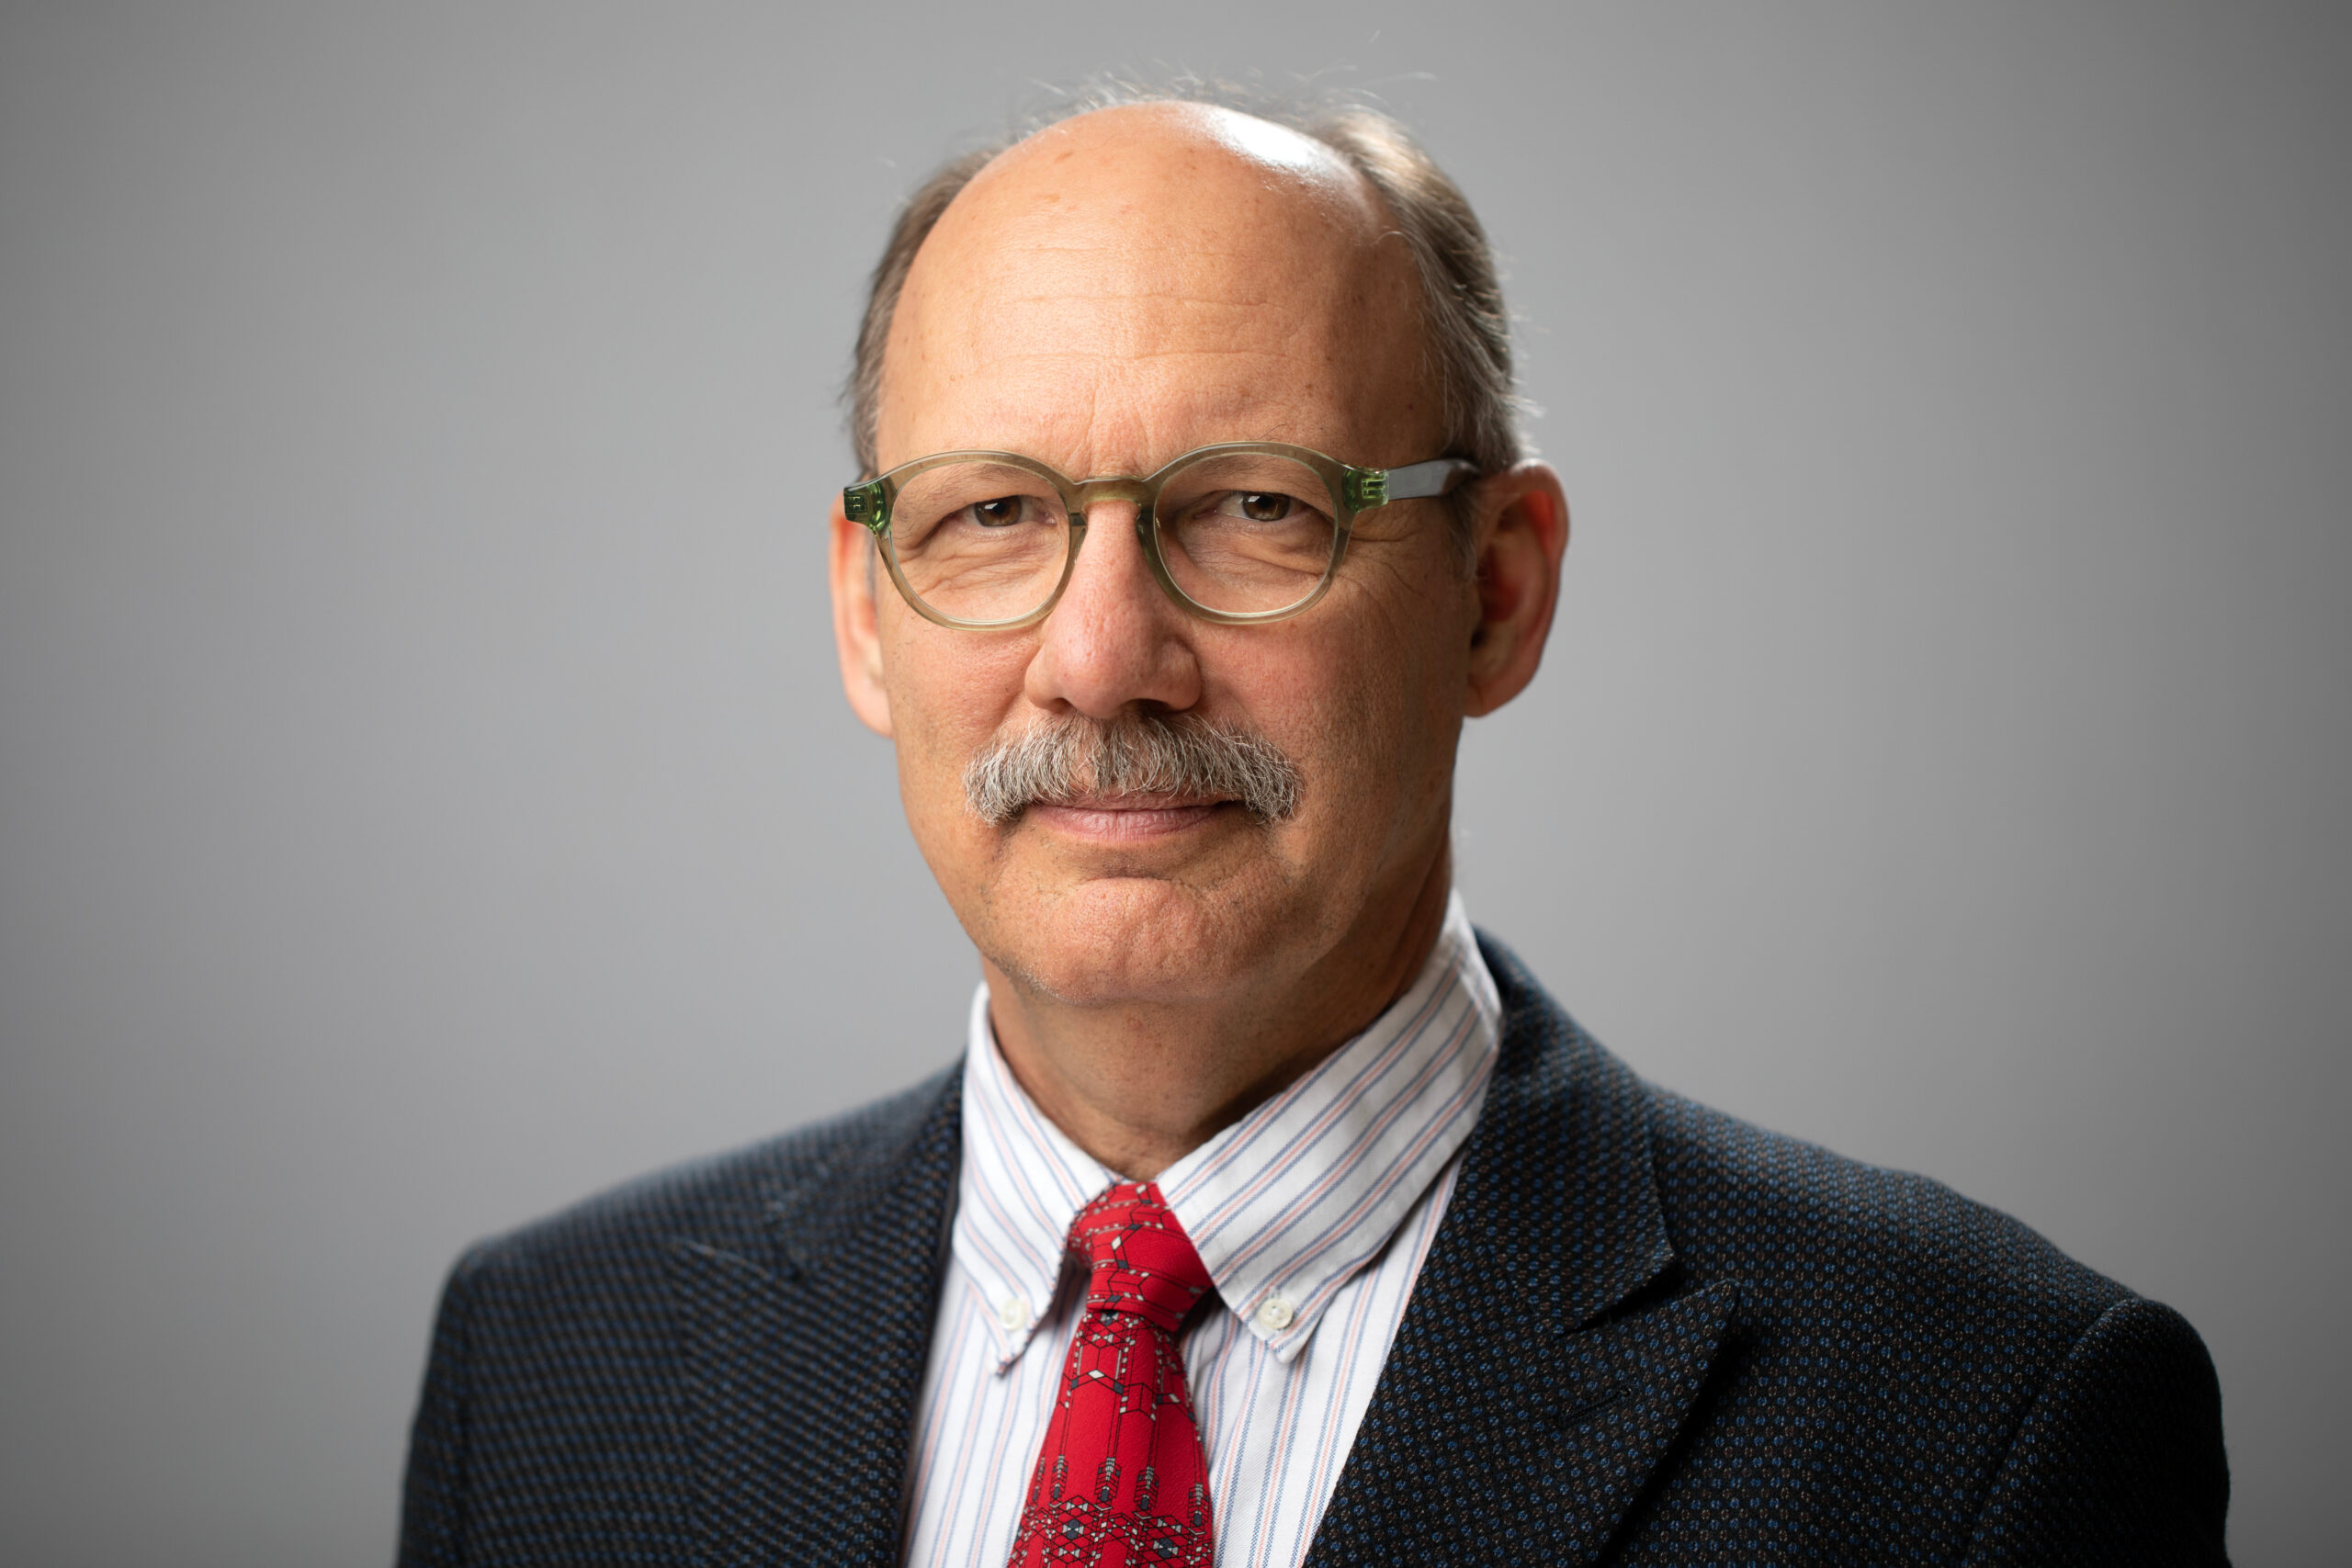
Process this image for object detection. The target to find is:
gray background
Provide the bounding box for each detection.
[2,2,2345,1562]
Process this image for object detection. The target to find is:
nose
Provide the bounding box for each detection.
[1023,499,1203,720]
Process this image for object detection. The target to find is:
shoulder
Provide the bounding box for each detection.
[399,1066,965,1559]
[1469,931,2229,1554]
[1646,1084,2128,1335]
[1630,1093,2230,1553]
[1476,930,2132,1344]
[445,1065,960,1308]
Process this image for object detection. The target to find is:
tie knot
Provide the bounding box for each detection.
[1068,1181,1214,1333]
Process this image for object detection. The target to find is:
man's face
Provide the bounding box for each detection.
[834,105,1487,1015]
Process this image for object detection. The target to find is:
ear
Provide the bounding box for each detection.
[829,497,895,737]
[1464,460,1570,717]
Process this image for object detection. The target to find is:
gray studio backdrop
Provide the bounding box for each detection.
[2,3,2345,1562]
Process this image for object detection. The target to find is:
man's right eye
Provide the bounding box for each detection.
[967,496,1024,527]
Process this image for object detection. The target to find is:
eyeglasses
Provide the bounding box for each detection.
[842,442,1476,629]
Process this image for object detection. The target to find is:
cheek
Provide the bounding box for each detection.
[881,621,1033,819]
[1233,596,1460,844]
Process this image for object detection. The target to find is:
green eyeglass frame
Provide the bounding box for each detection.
[842,441,1477,629]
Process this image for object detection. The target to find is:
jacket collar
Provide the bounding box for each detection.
[667,1068,965,1567]
[1301,934,1736,1567]
[1464,931,1678,1332]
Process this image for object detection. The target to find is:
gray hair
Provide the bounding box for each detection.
[964,710,1303,826]
[845,82,1523,567]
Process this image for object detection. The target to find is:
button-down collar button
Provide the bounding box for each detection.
[1255,1293,1295,1331]
[998,1295,1028,1331]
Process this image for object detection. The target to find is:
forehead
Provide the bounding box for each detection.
[877,105,1433,473]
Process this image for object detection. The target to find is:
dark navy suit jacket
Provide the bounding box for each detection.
[399,938,2230,1564]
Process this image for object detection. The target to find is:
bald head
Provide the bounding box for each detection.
[873,103,1437,479]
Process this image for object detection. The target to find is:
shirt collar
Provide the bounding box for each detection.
[951,892,1501,1368]
[952,983,1114,1367]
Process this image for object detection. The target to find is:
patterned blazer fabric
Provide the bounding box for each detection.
[399,937,2230,1565]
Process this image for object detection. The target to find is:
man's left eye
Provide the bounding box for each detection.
[964,496,1031,527]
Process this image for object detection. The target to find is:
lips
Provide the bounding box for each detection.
[1049,791,1229,812]
[1024,795,1232,840]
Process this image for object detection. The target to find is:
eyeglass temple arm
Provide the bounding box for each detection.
[1358,457,1479,508]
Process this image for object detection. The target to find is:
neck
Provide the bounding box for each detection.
[982,840,1455,1181]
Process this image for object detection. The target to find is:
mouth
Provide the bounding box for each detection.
[1023,792,1237,841]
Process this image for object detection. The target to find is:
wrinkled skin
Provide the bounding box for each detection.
[831,103,1568,1178]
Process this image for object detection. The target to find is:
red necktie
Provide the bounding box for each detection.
[1007,1180,1217,1568]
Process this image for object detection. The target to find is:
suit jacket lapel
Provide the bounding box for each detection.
[1303,938,1738,1566]
[667,1069,963,1568]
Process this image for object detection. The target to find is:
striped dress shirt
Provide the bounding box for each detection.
[901,894,1501,1568]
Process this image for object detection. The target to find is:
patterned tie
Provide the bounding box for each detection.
[1008,1180,1217,1568]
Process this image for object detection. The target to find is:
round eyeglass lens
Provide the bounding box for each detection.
[886,460,1073,623]
[1153,452,1340,615]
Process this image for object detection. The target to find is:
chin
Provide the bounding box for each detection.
[981,873,1299,1010]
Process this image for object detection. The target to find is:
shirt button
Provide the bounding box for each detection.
[998,1296,1028,1331]
[1255,1293,1295,1330]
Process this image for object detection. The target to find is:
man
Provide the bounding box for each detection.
[400,93,2230,1566]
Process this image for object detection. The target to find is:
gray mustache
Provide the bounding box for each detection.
[963,712,1304,826]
